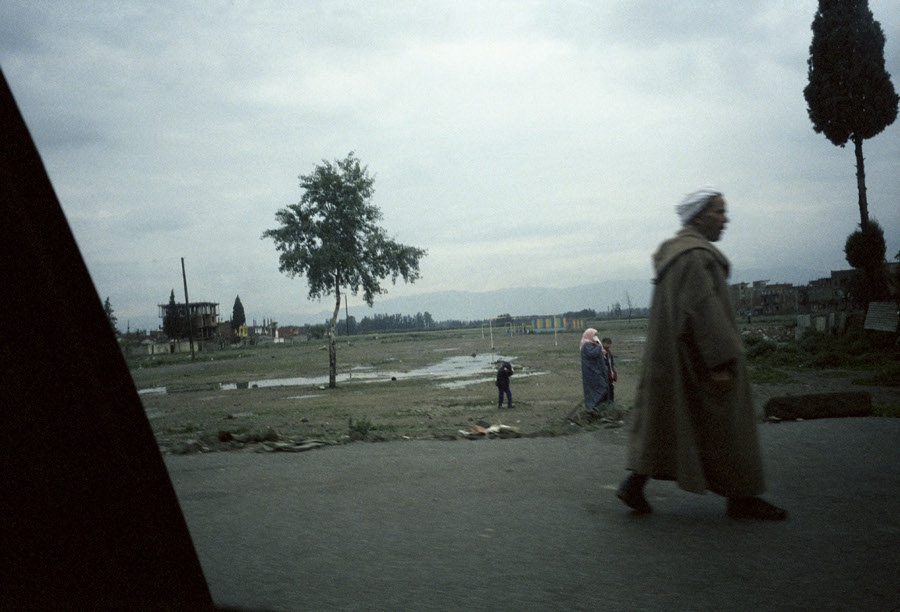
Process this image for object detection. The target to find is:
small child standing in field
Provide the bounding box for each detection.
[601,337,617,402]
[496,361,514,409]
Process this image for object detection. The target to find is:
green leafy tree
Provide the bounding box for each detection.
[262,152,427,388]
[231,295,246,332]
[103,296,118,334]
[803,0,898,231]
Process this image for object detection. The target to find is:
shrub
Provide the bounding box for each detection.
[806,351,846,368]
[744,326,898,376]
[348,416,376,441]
[852,361,900,387]
[749,364,792,384]
[745,338,778,360]
[797,330,831,353]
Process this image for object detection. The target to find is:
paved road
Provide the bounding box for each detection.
[166,418,899,611]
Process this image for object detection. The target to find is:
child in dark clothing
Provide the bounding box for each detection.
[496,361,514,409]
[601,337,617,402]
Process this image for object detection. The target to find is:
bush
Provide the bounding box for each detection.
[797,330,831,353]
[745,327,898,374]
[844,222,886,270]
[749,363,792,384]
[745,337,778,360]
[806,350,846,368]
[348,416,376,441]
[744,329,900,372]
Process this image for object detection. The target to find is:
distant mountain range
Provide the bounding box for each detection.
[312,265,831,325]
[338,281,653,324]
[123,265,834,332]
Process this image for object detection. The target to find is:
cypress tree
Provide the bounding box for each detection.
[803,0,898,231]
[103,297,118,334]
[231,295,246,332]
[162,289,180,339]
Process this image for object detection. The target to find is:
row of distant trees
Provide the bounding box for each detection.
[330,305,648,336]
[105,291,636,340]
[337,312,435,336]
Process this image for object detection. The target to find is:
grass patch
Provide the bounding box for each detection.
[165,422,201,435]
[134,317,898,451]
[852,361,900,387]
[745,329,898,375]
[748,364,792,384]
[347,416,397,441]
[874,402,900,418]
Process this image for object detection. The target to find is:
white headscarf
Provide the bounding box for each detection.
[676,186,722,225]
[579,327,601,348]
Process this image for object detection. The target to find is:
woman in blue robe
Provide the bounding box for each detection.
[580,328,609,409]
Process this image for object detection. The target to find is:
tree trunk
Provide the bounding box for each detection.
[853,135,869,231]
[328,286,341,388]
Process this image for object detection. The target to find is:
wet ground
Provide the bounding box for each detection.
[139,353,545,394]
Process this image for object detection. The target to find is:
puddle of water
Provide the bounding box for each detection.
[438,371,546,390]
[138,353,529,394]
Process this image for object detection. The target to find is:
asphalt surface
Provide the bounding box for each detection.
[165,418,900,611]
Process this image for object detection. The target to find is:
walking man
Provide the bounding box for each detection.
[617,187,787,520]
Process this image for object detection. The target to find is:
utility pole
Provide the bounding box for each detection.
[181,257,195,360]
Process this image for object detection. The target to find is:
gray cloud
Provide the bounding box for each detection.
[2,0,898,331]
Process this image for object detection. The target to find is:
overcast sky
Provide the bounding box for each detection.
[2,1,898,330]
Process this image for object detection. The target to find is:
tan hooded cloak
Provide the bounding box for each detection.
[626,227,765,497]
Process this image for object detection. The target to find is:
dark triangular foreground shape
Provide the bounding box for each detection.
[0,68,214,609]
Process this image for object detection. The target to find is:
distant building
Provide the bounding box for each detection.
[217,321,234,338]
[806,270,854,312]
[731,280,771,315]
[248,318,277,337]
[157,301,219,340]
[758,282,797,315]
[730,262,898,317]
[531,315,585,332]
[278,325,306,338]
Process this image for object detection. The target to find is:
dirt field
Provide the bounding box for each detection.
[129,319,898,454]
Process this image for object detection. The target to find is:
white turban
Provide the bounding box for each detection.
[676,187,722,225]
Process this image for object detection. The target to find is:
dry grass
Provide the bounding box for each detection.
[131,320,646,452]
[129,317,899,453]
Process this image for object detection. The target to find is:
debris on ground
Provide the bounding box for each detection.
[258,440,328,453]
[566,405,626,428]
[460,423,520,439]
[162,428,328,454]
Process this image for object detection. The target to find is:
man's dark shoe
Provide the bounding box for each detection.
[726,497,787,521]
[617,475,652,514]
